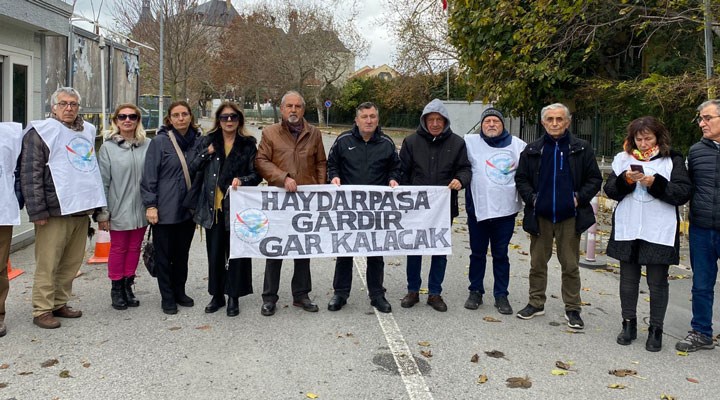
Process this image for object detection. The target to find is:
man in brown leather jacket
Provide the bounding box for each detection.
[255,90,327,316]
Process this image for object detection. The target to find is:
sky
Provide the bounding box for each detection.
[71,0,396,70]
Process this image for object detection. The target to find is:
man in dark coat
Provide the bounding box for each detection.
[514,103,602,329]
[398,99,471,312]
[676,99,720,352]
[326,102,402,313]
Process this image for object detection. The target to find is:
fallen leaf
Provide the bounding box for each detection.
[82,363,91,368]
[345,333,353,337]
[506,376,531,389]
[676,351,689,356]
[644,297,650,302]
[485,350,505,359]
[555,361,571,370]
[41,359,59,368]
[17,372,33,376]
[551,369,568,376]
[477,374,488,384]
[470,354,479,363]
[660,394,676,400]
[550,294,558,299]
[582,287,591,292]
[509,244,521,249]
[195,325,212,331]
[482,316,501,323]
[564,330,585,334]
[306,393,318,399]
[641,271,647,277]
[168,326,181,331]
[608,383,626,389]
[419,288,429,294]
[519,251,529,255]
[686,377,699,384]
[0,364,8,369]
[420,350,432,358]
[0,383,7,388]
[58,370,71,378]
[417,341,431,347]
[668,274,689,280]
[609,369,637,377]
[580,301,592,306]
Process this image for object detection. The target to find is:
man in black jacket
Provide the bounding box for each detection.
[676,99,720,352]
[514,103,601,329]
[326,102,401,313]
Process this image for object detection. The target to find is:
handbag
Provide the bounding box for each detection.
[142,226,156,278]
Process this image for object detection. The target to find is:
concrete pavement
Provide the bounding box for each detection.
[1,127,717,399]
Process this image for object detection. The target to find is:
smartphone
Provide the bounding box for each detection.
[630,164,644,173]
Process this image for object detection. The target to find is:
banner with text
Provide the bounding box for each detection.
[229,185,451,259]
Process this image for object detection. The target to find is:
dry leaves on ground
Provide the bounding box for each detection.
[608,383,627,389]
[168,326,181,331]
[485,350,505,359]
[0,364,8,369]
[58,370,71,378]
[0,383,8,388]
[506,376,531,389]
[686,377,699,384]
[660,394,676,400]
[82,363,91,368]
[17,372,32,376]
[555,361,572,370]
[477,374,488,384]
[609,369,636,377]
[551,369,568,376]
[195,325,211,331]
[417,341,431,347]
[482,316,501,323]
[306,393,318,399]
[420,350,433,358]
[40,359,58,368]
[470,354,479,363]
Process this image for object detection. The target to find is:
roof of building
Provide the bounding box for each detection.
[188,0,239,27]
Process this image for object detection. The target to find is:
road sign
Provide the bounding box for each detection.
[324,100,332,108]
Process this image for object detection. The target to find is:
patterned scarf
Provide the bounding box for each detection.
[631,145,659,161]
[51,113,85,132]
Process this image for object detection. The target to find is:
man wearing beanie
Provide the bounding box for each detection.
[514,103,602,329]
[399,98,471,311]
[464,108,526,315]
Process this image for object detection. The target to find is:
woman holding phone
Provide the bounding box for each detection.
[604,116,691,352]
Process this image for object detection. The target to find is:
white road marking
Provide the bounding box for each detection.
[354,258,433,400]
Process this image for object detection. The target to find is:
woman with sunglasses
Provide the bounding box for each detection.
[98,103,150,310]
[188,101,260,316]
[141,101,200,315]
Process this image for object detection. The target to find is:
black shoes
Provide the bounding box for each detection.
[517,304,545,320]
[565,310,584,329]
[226,297,239,317]
[371,296,392,313]
[293,298,319,312]
[400,292,419,308]
[464,291,482,310]
[124,276,140,307]
[494,296,513,315]
[676,330,715,352]
[111,279,128,310]
[616,319,637,345]
[176,294,194,308]
[328,295,347,311]
[162,307,178,315]
[205,296,226,313]
[646,326,663,352]
[261,302,276,316]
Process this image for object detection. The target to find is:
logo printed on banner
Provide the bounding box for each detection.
[65,136,97,172]
[233,208,270,243]
[484,151,516,185]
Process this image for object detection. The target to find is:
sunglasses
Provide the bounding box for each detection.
[219,113,240,122]
[117,114,139,121]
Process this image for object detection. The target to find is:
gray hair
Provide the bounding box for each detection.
[50,87,82,106]
[356,101,379,118]
[280,90,305,107]
[540,103,571,121]
[697,99,720,114]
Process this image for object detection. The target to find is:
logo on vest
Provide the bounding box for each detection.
[65,137,97,172]
[485,151,516,185]
[632,165,658,203]
[233,208,270,243]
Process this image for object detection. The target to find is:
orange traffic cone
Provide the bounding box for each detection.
[88,229,111,264]
[7,259,24,280]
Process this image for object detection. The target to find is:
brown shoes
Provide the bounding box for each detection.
[33,312,61,329]
[400,292,420,308]
[52,305,83,318]
[427,295,448,312]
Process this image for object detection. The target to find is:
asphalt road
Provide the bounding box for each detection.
[1,125,717,400]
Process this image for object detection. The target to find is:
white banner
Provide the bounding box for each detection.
[229,185,452,259]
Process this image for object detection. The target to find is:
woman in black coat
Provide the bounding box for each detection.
[189,101,261,316]
[604,116,691,352]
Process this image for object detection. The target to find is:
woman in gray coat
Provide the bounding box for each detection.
[98,103,150,310]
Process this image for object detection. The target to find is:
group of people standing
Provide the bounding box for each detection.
[0,87,718,355]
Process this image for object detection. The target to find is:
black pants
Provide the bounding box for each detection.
[153,220,195,309]
[333,256,385,299]
[262,258,311,303]
[619,261,669,328]
[206,210,253,298]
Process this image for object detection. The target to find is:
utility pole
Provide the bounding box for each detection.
[159,8,165,127]
[705,0,715,98]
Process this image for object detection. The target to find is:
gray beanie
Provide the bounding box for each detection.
[480,107,505,126]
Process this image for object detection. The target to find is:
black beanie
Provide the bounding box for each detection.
[480,107,505,127]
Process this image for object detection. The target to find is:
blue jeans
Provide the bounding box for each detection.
[689,225,720,337]
[406,255,447,295]
[467,213,516,298]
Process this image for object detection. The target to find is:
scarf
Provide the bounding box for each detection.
[51,113,85,132]
[631,145,659,161]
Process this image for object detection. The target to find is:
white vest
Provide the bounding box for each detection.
[0,123,23,225]
[611,152,676,246]
[465,134,526,221]
[28,119,107,215]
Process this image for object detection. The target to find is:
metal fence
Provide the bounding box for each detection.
[515,113,618,157]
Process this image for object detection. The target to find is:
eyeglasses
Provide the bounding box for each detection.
[694,115,720,124]
[219,113,240,122]
[170,112,190,119]
[57,101,79,109]
[117,113,139,121]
